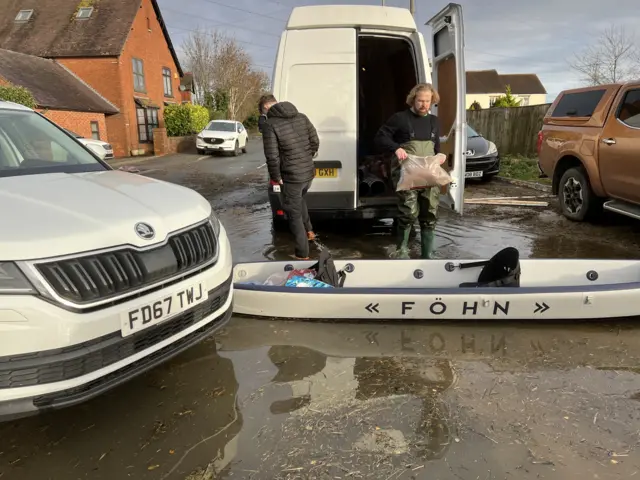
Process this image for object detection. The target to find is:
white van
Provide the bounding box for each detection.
[267,3,467,226]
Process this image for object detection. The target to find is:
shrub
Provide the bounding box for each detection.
[491,85,521,108]
[209,110,227,120]
[0,85,36,109]
[469,100,482,111]
[189,103,209,132]
[164,103,210,137]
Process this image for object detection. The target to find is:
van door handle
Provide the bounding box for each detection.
[601,138,616,145]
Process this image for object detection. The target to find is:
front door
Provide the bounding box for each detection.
[599,84,640,204]
[427,3,467,215]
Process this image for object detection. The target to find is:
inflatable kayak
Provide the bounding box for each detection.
[232,248,640,321]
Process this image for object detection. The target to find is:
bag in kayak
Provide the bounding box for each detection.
[309,249,346,288]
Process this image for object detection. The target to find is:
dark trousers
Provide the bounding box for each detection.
[281,179,313,258]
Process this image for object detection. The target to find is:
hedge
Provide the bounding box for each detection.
[0,85,37,109]
[164,103,210,137]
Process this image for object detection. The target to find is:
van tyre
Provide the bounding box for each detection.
[558,166,599,221]
[232,140,240,157]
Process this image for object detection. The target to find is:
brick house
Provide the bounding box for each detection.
[0,0,184,158]
[0,48,118,140]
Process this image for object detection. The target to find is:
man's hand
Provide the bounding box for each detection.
[278,179,283,185]
[395,147,408,161]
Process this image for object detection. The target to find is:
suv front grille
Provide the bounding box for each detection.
[36,222,217,305]
[0,277,231,390]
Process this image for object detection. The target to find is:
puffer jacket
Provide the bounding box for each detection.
[262,101,319,184]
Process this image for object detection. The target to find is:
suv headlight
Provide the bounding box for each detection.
[0,262,36,294]
[209,210,222,237]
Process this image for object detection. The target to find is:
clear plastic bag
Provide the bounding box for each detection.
[264,273,288,286]
[396,153,452,191]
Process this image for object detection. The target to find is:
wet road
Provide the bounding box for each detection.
[4,140,640,479]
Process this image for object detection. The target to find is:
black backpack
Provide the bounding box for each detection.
[458,247,521,288]
[310,249,346,287]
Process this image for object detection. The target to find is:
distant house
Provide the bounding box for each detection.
[0,48,118,140]
[0,0,185,158]
[466,70,547,109]
[180,73,195,104]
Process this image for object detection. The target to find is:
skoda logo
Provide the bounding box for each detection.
[135,222,155,240]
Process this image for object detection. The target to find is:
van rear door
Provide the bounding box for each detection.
[426,3,467,215]
[274,28,358,210]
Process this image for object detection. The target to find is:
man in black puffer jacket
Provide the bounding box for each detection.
[259,94,320,260]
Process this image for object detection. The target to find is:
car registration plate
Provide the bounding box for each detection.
[315,168,338,178]
[120,282,208,337]
[465,170,483,178]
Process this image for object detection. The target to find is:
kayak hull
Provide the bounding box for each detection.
[232,258,640,321]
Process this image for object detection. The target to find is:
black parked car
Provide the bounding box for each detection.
[463,125,500,181]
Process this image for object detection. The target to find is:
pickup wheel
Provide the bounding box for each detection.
[558,166,598,221]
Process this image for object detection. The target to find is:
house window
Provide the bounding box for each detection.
[132,58,145,93]
[76,7,93,19]
[162,67,173,97]
[519,96,530,106]
[489,96,500,107]
[137,107,159,143]
[15,9,33,22]
[90,121,100,140]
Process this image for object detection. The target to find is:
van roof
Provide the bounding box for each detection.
[286,5,418,32]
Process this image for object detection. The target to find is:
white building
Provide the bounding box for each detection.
[465,69,547,109]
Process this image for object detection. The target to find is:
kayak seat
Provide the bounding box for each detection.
[309,249,347,287]
[458,247,521,288]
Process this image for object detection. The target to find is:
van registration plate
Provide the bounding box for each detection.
[315,168,337,178]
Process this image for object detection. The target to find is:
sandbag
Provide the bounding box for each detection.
[396,153,452,192]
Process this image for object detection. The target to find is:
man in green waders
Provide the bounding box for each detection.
[374,83,442,259]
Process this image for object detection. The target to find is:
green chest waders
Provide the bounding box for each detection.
[390,139,440,259]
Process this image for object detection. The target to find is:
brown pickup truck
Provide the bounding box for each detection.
[537,82,640,221]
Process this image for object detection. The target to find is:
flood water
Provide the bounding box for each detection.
[3,147,640,479]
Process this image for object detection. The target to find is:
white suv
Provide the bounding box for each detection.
[0,101,233,421]
[64,129,114,161]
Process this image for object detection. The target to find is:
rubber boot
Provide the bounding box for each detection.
[420,228,436,259]
[391,227,411,259]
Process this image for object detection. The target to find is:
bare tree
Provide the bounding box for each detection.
[213,38,270,119]
[180,28,270,119]
[569,24,639,85]
[180,26,222,105]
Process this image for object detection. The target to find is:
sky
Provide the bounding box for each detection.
[157,0,640,103]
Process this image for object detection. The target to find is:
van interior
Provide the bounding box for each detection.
[357,34,418,206]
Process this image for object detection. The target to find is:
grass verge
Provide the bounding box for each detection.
[499,155,551,184]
